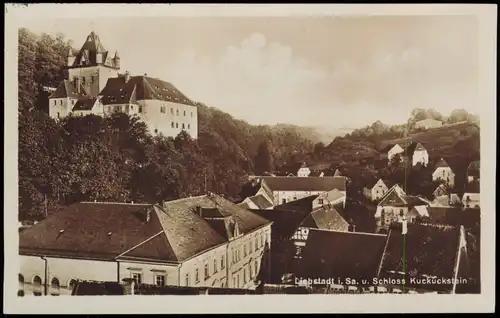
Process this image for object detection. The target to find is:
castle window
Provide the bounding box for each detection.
[188,124,190,129]
[204,263,209,279]
[183,110,186,116]
[57,112,60,119]
[185,274,189,286]
[182,123,185,129]
[176,109,179,116]
[176,123,178,128]
[160,106,166,114]
[213,259,218,274]
[195,268,200,283]
[171,122,174,128]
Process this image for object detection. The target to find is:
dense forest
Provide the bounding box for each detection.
[17,28,321,220]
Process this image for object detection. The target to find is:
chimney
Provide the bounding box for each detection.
[124,71,130,83]
[121,278,135,295]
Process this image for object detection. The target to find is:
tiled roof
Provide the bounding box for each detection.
[467,160,480,177]
[252,209,311,240]
[248,194,273,209]
[321,189,345,204]
[425,207,480,229]
[300,206,349,232]
[237,202,251,210]
[20,195,271,263]
[378,223,462,291]
[434,158,450,169]
[261,176,346,192]
[70,31,119,69]
[99,76,195,106]
[19,202,165,261]
[72,97,98,111]
[48,80,90,99]
[273,195,317,212]
[298,229,387,281]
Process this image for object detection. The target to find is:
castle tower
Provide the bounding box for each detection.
[66,31,121,97]
[113,50,120,69]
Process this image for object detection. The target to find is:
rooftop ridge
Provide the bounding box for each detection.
[308,228,387,237]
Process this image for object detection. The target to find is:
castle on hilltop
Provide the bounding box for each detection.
[48,31,198,139]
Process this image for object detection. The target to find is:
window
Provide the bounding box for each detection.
[176,109,179,116]
[82,77,86,84]
[204,263,209,279]
[195,268,200,283]
[33,276,42,296]
[57,112,60,119]
[191,112,193,117]
[176,123,179,128]
[213,259,218,274]
[184,110,186,116]
[243,268,247,283]
[139,106,143,113]
[293,196,297,200]
[60,100,63,105]
[188,124,191,129]
[130,105,134,111]
[400,209,404,216]
[160,106,166,114]
[18,274,24,297]
[50,278,60,296]
[255,260,259,277]
[182,123,185,129]
[155,274,166,287]
[233,276,237,288]
[154,129,158,134]
[185,274,189,286]
[282,199,286,204]
[221,255,225,269]
[132,272,143,285]
[68,279,77,291]
[171,122,174,128]
[71,99,75,105]
[318,199,324,204]
[53,100,56,105]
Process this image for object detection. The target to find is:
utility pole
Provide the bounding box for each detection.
[44,193,48,219]
[204,169,207,194]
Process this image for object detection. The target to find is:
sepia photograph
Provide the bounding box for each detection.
[4,3,496,314]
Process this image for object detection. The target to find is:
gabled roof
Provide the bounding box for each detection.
[237,202,251,210]
[300,206,349,232]
[72,97,98,111]
[99,75,195,106]
[425,207,480,229]
[333,169,342,177]
[298,229,387,281]
[467,160,480,177]
[273,195,318,213]
[404,142,426,155]
[19,194,271,263]
[252,209,311,240]
[434,158,450,169]
[247,194,273,209]
[320,189,345,204]
[378,223,463,291]
[380,144,397,153]
[48,80,90,99]
[261,176,346,192]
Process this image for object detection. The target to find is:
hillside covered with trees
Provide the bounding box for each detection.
[17,28,322,220]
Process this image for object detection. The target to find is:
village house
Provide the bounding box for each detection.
[403,142,429,167]
[432,184,462,207]
[380,144,404,162]
[48,31,198,139]
[251,192,348,284]
[236,194,274,210]
[296,162,311,177]
[374,184,429,231]
[253,176,347,207]
[414,118,443,130]
[467,160,480,183]
[462,182,480,209]
[296,222,472,294]
[432,158,456,187]
[363,178,393,202]
[18,193,272,296]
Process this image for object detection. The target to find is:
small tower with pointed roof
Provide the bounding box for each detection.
[113,50,120,69]
[67,48,75,67]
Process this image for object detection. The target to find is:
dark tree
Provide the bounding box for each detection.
[254,141,274,175]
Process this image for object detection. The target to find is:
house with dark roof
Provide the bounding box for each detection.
[48,31,198,139]
[363,178,393,202]
[256,176,347,207]
[374,184,429,231]
[432,158,456,187]
[467,160,480,183]
[18,194,272,296]
[462,181,480,209]
[297,222,472,294]
[403,142,429,167]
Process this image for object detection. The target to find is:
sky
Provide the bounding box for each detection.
[20,14,479,129]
